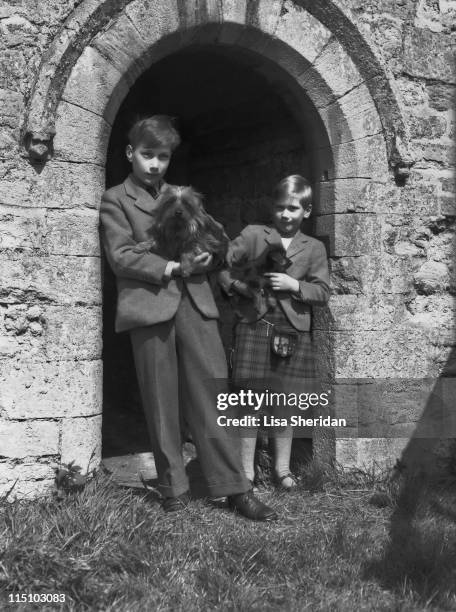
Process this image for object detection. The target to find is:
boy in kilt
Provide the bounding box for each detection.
[219,175,330,490]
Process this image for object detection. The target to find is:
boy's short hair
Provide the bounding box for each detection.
[273,175,312,213]
[128,115,181,150]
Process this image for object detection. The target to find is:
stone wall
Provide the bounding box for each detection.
[0,0,454,497]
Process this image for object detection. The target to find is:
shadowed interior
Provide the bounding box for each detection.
[102,45,330,459]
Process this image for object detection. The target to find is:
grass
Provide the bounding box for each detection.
[1,457,456,611]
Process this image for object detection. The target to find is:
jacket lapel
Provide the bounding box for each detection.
[124,174,166,216]
[287,231,309,258]
[263,226,309,258]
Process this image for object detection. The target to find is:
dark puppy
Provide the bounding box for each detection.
[232,244,291,313]
[136,185,228,277]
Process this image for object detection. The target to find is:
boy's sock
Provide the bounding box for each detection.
[240,431,257,483]
[273,426,295,485]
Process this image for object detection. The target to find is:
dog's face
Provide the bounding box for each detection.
[154,186,204,239]
[234,245,291,291]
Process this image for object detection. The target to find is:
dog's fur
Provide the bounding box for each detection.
[135,185,228,277]
[232,244,292,313]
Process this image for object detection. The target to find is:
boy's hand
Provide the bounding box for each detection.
[190,252,214,274]
[264,273,300,293]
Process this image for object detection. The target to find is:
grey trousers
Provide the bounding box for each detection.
[130,288,250,498]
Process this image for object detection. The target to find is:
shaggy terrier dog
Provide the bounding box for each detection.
[135,185,228,277]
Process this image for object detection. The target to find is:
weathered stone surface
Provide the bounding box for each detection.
[317,178,372,214]
[326,134,389,181]
[404,27,456,84]
[92,13,149,83]
[336,438,409,470]
[125,0,180,44]
[0,304,102,360]
[62,46,128,125]
[60,415,102,469]
[409,115,448,140]
[0,358,102,419]
[0,161,105,210]
[274,1,332,64]
[221,0,247,23]
[312,36,364,99]
[0,420,59,458]
[53,102,111,165]
[426,82,456,112]
[316,213,381,256]
[44,209,100,256]
[0,478,55,500]
[313,294,410,331]
[412,139,455,167]
[414,261,451,294]
[0,207,47,250]
[0,460,54,486]
[0,253,102,305]
[320,83,383,144]
[313,328,438,377]
[0,204,98,256]
[329,254,417,295]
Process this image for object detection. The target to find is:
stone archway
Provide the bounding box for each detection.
[18,0,416,480]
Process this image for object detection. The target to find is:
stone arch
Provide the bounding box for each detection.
[20,0,415,471]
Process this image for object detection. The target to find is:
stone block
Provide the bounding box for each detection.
[0,88,24,129]
[320,84,383,145]
[221,0,247,23]
[412,140,455,167]
[0,460,55,485]
[244,0,283,35]
[315,213,381,256]
[336,438,409,470]
[0,253,102,305]
[0,478,55,500]
[62,46,128,125]
[0,160,105,210]
[0,207,47,250]
[53,102,111,165]
[313,328,438,378]
[426,82,456,112]
[313,294,409,332]
[125,0,180,44]
[44,209,100,256]
[414,261,450,294]
[409,115,447,140]
[92,13,149,83]
[404,27,456,84]
[327,134,389,181]
[0,420,59,458]
[312,36,363,99]
[317,178,373,214]
[0,304,102,361]
[275,1,331,65]
[329,254,417,295]
[297,67,337,110]
[0,358,102,419]
[60,415,102,470]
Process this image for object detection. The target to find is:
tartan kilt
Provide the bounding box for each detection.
[231,306,315,392]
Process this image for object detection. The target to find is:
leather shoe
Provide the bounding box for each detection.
[162,491,190,513]
[228,490,278,521]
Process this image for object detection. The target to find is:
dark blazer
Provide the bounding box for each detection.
[100,174,219,332]
[218,224,330,331]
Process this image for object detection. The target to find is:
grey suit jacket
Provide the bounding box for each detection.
[218,224,330,331]
[100,174,219,332]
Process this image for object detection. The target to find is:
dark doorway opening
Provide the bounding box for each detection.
[102,45,327,462]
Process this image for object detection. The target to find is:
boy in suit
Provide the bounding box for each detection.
[100,115,277,520]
